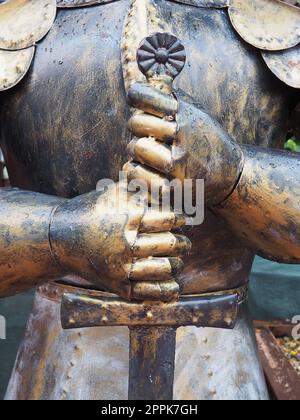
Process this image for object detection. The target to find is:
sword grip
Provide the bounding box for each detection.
[131,33,187,303]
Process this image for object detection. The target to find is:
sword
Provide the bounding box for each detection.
[127,33,187,400]
[60,33,240,400]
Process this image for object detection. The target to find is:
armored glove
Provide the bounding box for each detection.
[50,181,191,301]
[126,83,244,206]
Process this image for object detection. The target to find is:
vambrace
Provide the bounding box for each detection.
[217,145,300,264]
[0,188,66,297]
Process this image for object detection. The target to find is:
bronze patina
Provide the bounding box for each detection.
[0,0,299,400]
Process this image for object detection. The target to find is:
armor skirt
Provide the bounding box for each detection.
[5,283,269,401]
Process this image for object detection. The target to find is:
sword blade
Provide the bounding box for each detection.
[128,326,176,400]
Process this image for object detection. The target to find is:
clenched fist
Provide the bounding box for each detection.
[126,83,244,206]
[49,181,191,302]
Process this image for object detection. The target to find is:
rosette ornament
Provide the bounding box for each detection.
[137,33,186,81]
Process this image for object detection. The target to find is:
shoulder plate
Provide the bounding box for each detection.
[228,0,300,51]
[0,0,299,92]
[0,47,35,91]
[56,0,120,7]
[262,46,300,89]
[0,0,57,51]
[0,0,56,92]
[228,0,300,89]
[170,0,228,7]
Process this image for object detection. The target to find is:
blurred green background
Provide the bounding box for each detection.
[0,257,300,399]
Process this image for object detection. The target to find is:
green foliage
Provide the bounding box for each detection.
[285,137,300,153]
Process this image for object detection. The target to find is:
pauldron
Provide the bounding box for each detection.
[0,0,299,92]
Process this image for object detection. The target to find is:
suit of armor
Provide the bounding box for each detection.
[0,0,299,400]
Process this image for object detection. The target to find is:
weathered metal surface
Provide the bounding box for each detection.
[5,283,268,400]
[0,47,35,91]
[137,32,186,82]
[217,146,300,264]
[50,181,190,302]
[0,0,57,51]
[0,189,66,297]
[0,1,291,296]
[0,0,297,403]
[57,0,120,6]
[262,46,300,89]
[61,291,239,328]
[171,0,228,6]
[255,328,300,401]
[228,0,300,51]
[129,326,176,400]
[253,320,295,339]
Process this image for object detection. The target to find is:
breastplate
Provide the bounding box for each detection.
[0,0,294,293]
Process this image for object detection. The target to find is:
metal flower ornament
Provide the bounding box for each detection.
[137,32,186,80]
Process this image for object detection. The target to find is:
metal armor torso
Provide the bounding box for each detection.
[0,0,292,294]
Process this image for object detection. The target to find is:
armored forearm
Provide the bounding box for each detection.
[217,146,300,263]
[0,188,67,297]
[0,185,189,301]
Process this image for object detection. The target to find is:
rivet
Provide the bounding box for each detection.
[202,337,208,344]
[208,370,213,377]
[146,311,153,321]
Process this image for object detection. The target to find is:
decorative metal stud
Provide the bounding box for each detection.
[137,32,186,81]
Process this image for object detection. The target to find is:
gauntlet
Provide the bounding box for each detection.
[49,181,191,301]
[126,83,244,205]
[0,183,190,300]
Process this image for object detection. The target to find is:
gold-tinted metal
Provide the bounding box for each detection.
[131,281,180,302]
[124,161,172,197]
[0,47,35,91]
[49,182,189,302]
[61,288,240,329]
[128,137,173,174]
[129,257,183,282]
[122,0,165,94]
[0,189,66,297]
[0,0,57,51]
[128,114,177,141]
[139,211,186,233]
[133,232,191,258]
[262,46,300,89]
[128,86,245,205]
[228,0,300,51]
[217,146,300,263]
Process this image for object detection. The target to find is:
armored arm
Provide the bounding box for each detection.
[0,188,66,297]
[217,146,300,263]
[0,184,190,300]
[127,85,300,264]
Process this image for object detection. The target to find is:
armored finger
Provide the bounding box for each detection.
[133,232,191,258]
[129,257,183,282]
[123,161,171,199]
[128,82,178,118]
[131,280,180,302]
[128,137,173,175]
[128,114,177,142]
[140,210,186,233]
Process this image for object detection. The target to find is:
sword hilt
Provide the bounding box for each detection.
[135,33,187,303]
